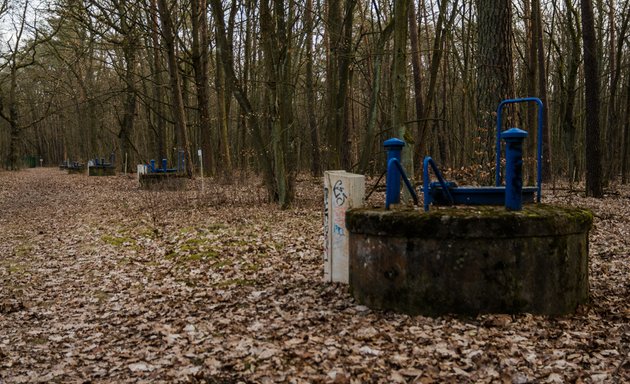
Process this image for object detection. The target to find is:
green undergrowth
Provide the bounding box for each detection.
[101,234,137,248]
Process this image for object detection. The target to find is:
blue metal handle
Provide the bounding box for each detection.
[422,156,454,211]
[495,97,543,203]
[384,138,418,209]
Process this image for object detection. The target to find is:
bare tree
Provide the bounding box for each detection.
[156,0,194,177]
[475,0,515,181]
[581,0,603,197]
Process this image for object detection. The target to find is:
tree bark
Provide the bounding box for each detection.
[156,0,194,177]
[358,21,394,174]
[148,0,166,162]
[408,1,425,159]
[392,0,411,179]
[581,0,603,197]
[475,0,515,182]
[209,0,279,203]
[305,0,322,176]
[533,0,551,182]
[191,0,214,177]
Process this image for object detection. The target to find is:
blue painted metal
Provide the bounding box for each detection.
[384,138,404,208]
[495,97,543,203]
[422,98,542,211]
[89,156,114,168]
[384,138,418,209]
[501,128,528,210]
[425,184,536,206]
[423,157,454,211]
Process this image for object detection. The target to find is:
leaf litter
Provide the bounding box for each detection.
[0,168,628,383]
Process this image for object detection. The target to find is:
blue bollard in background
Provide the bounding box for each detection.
[501,128,528,211]
[162,158,168,172]
[384,138,405,208]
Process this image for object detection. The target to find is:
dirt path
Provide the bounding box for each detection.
[1,168,628,383]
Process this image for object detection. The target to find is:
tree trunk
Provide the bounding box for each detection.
[149,0,166,162]
[325,0,355,169]
[581,0,603,197]
[210,0,278,202]
[475,0,515,182]
[305,0,322,176]
[392,0,411,179]
[408,1,425,160]
[621,63,630,184]
[156,0,194,177]
[358,21,394,174]
[533,0,551,182]
[192,0,214,177]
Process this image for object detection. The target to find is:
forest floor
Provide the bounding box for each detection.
[0,167,629,383]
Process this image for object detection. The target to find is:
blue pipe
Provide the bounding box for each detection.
[501,128,528,210]
[384,138,405,208]
[384,138,418,209]
[495,97,543,203]
[422,156,454,211]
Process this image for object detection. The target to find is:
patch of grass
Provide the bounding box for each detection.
[93,290,110,304]
[187,250,219,261]
[102,234,138,249]
[206,223,226,232]
[166,249,220,263]
[179,226,196,235]
[244,262,261,272]
[14,243,33,258]
[29,337,48,345]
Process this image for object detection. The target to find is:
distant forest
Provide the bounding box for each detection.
[0,0,628,205]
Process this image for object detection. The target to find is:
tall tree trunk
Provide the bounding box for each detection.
[305,0,322,176]
[525,0,537,184]
[325,0,355,169]
[210,0,278,202]
[392,0,411,179]
[408,1,425,159]
[581,0,603,197]
[149,0,166,162]
[622,76,630,184]
[7,66,20,170]
[192,0,214,177]
[338,0,354,169]
[119,46,137,173]
[156,0,194,177]
[605,0,629,181]
[560,0,581,185]
[358,21,394,174]
[260,0,294,207]
[475,0,515,182]
[533,0,551,182]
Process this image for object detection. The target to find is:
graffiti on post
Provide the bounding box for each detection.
[323,186,329,263]
[333,180,347,206]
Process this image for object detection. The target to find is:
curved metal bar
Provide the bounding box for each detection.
[386,158,418,209]
[422,156,454,211]
[392,159,419,206]
[495,97,543,203]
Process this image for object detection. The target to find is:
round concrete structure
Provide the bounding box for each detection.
[346,205,593,316]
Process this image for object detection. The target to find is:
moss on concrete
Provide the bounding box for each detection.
[348,204,592,316]
[346,204,593,239]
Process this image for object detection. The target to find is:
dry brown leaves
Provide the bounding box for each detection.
[0,168,629,383]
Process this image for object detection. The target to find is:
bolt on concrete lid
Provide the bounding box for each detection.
[501,127,528,139]
[383,138,406,148]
